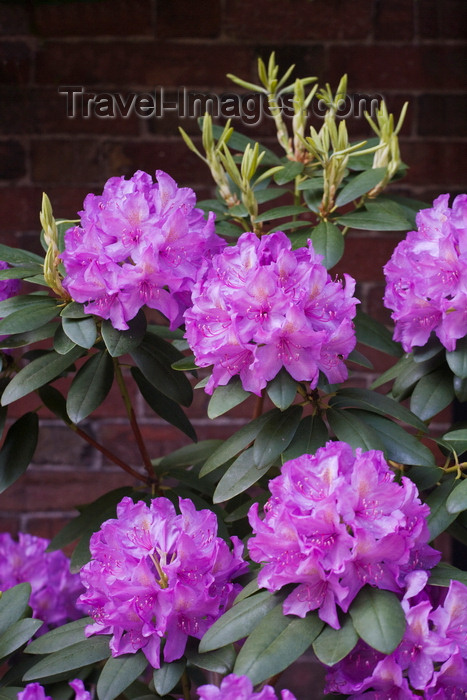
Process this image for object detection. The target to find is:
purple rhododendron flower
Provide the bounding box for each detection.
[0,533,84,631]
[0,261,20,302]
[325,579,467,698]
[18,680,91,700]
[247,441,440,629]
[184,231,358,395]
[78,496,247,668]
[60,170,224,330]
[197,674,297,700]
[383,193,467,352]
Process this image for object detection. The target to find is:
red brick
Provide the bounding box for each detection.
[36,41,253,88]
[0,515,19,535]
[31,138,103,185]
[156,0,221,39]
[0,5,30,35]
[34,424,97,468]
[333,231,404,283]
[0,140,26,180]
[224,0,373,41]
[0,41,31,85]
[33,0,154,38]
[400,140,467,189]
[277,652,327,699]
[22,516,75,544]
[418,0,467,39]
[326,45,467,91]
[418,94,467,138]
[374,0,415,40]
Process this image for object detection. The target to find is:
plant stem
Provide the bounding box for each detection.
[71,424,150,484]
[113,358,156,481]
[181,669,191,700]
[252,391,264,419]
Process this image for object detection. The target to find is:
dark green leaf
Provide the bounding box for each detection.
[23,636,112,681]
[54,324,77,355]
[428,562,467,587]
[0,583,31,637]
[282,414,329,461]
[152,661,185,696]
[405,464,443,491]
[354,310,402,357]
[131,368,196,442]
[101,311,147,357]
[97,652,148,700]
[330,387,428,433]
[0,413,38,492]
[0,688,25,700]
[2,346,83,405]
[131,342,192,407]
[210,124,281,165]
[0,618,43,662]
[213,447,269,503]
[199,590,286,652]
[207,378,250,419]
[370,354,414,390]
[62,316,97,349]
[273,161,304,184]
[454,376,467,402]
[253,405,303,469]
[0,300,59,335]
[312,616,358,666]
[186,644,235,673]
[158,440,223,470]
[200,412,272,477]
[26,617,92,654]
[327,408,385,452]
[335,167,387,208]
[446,478,467,514]
[255,188,287,204]
[255,205,308,223]
[233,605,323,685]
[442,428,467,455]
[337,200,412,231]
[347,348,373,369]
[309,221,344,269]
[346,138,380,170]
[446,337,467,378]
[349,587,406,654]
[171,356,198,372]
[0,293,49,318]
[66,351,114,423]
[412,334,444,363]
[224,491,269,523]
[0,323,57,349]
[38,385,70,423]
[0,265,42,280]
[266,369,297,410]
[392,353,445,400]
[426,480,458,540]
[409,368,454,421]
[0,244,43,266]
[60,302,88,318]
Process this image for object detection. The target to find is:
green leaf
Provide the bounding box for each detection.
[354,310,402,357]
[337,200,412,231]
[0,265,43,281]
[327,408,385,452]
[335,167,387,208]
[60,302,88,318]
[442,428,467,454]
[224,492,269,523]
[0,413,39,492]
[428,562,467,587]
[186,644,235,673]
[210,124,281,165]
[409,368,454,421]
[446,337,467,378]
[23,636,112,681]
[330,387,428,433]
[213,447,268,503]
[0,322,57,349]
[54,324,77,355]
[152,661,185,696]
[392,353,445,400]
[200,412,272,477]
[350,587,406,654]
[405,464,443,491]
[101,311,147,357]
[446,478,467,514]
[158,440,223,470]
[131,341,192,407]
[273,161,304,185]
[66,351,114,423]
[370,354,414,390]
[454,376,467,402]
[62,316,97,349]
[308,221,344,269]
[0,583,31,636]
[97,652,148,700]
[282,414,329,461]
[426,480,458,540]
[26,617,92,654]
[266,369,298,410]
[0,299,59,335]
[2,346,83,405]
[0,618,43,662]
[171,356,198,372]
[347,348,373,369]
[0,293,49,317]
[199,590,286,652]
[312,616,358,666]
[0,244,43,266]
[349,410,436,467]
[38,385,70,423]
[253,405,303,469]
[254,205,309,223]
[233,604,323,685]
[207,377,250,419]
[131,368,196,442]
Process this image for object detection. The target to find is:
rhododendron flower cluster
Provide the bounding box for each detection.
[248,441,440,629]
[197,674,297,700]
[61,170,224,330]
[184,230,358,395]
[0,533,84,631]
[384,193,467,352]
[18,680,90,700]
[0,260,20,302]
[79,496,247,668]
[325,578,467,698]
